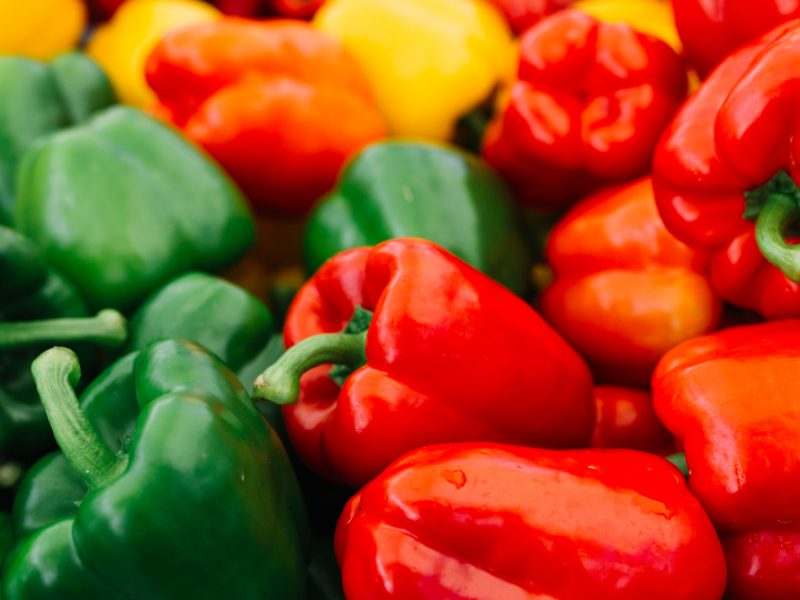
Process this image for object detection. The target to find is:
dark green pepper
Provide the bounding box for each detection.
[4,340,309,599]
[0,225,126,459]
[0,53,115,224]
[14,106,254,311]
[304,141,530,294]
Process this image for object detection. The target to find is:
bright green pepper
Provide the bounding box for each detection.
[14,106,254,311]
[5,340,309,599]
[304,141,530,294]
[0,53,115,224]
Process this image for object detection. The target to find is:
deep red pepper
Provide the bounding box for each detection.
[252,239,594,488]
[653,320,800,599]
[591,385,674,454]
[483,9,687,210]
[673,0,800,75]
[335,442,727,600]
[488,0,573,34]
[652,20,800,319]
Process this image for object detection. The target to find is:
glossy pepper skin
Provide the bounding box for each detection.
[653,321,800,599]
[673,0,800,76]
[0,54,115,224]
[483,10,687,210]
[314,0,514,140]
[541,178,721,385]
[0,0,86,60]
[653,21,800,319]
[335,443,726,600]
[305,141,529,294]
[591,386,673,453]
[488,0,571,34]
[0,225,127,460]
[146,18,386,216]
[14,106,254,312]
[253,238,594,488]
[4,341,309,599]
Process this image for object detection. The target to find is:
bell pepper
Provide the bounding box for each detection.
[87,0,221,107]
[488,0,571,34]
[673,0,800,76]
[573,0,681,51]
[653,320,800,599]
[0,54,116,224]
[0,0,86,60]
[313,0,514,141]
[0,225,127,460]
[591,385,674,453]
[305,141,529,295]
[483,10,686,210]
[541,178,721,385]
[252,238,594,488]
[4,340,310,599]
[146,18,386,216]
[14,106,254,311]
[335,442,726,599]
[652,21,800,319]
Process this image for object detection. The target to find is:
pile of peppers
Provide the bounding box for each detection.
[2,0,800,598]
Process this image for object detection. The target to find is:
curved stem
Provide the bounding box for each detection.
[0,309,127,350]
[252,331,367,405]
[666,452,688,478]
[755,193,800,282]
[31,347,126,488]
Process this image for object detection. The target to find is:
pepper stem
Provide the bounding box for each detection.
[755,193,800,282]
[0,309,127,350]
[252,331,367,405]
[666,452,688,478]
[31,347,127,488]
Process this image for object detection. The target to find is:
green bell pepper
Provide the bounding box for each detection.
[0,225,126,459]
[5,340,309,599]
[0,53,115,224]
[304,141,530,294]
[14,106,254,311]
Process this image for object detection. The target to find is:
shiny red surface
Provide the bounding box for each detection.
[335,443,726,599]
[591,385,674,453]
[282,239,594,487]
[724,529,800,600]
[488,0,574,34]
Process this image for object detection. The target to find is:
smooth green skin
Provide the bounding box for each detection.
[0,226,89,459]
[4,340,309,599]
[0,54,114,224]
[304,141,530,295]
[15,106,255,312]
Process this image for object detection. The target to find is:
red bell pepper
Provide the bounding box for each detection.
[541,178,721,385]
[488,0,573,34]
[652,21,800,319]
[216,0,325,17]
[335,443,726,600]
[252,239,594,488]
[653,320,800,599]
[591,385,674,453]
[673,0,800,76]
[146,18,386,216]
[483,9,687,210]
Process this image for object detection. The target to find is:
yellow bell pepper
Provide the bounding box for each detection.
[87,0,220,108]
[0,0,86,60]
[572,0,681,52]
[314,0,514,141]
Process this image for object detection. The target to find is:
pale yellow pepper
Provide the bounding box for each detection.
[0,0,86,60]
[87,0,220,108]
[573,0,681,52]
[314,0,514,141]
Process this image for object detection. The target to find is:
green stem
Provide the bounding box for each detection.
[666,452,688,478]
[31,347,126,488]
[252,331,367,405]
[755,193,800,282]
[0,309,127,350]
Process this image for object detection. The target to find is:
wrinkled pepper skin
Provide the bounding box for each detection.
[4,340,309,599]
[0,0,86,60]
[255,239,594,488]
[335,443,726,600]
[305,141,529,294]
[484,10,687,210]
[652,21,800,319]
[14,106,254,312]
[673,0,800,75]
[653,321,800,599]
[591,386,673,453]
[314,0,514,140]
[0,54,115,224]
[541,178,720,385]
[146,18,386,216]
